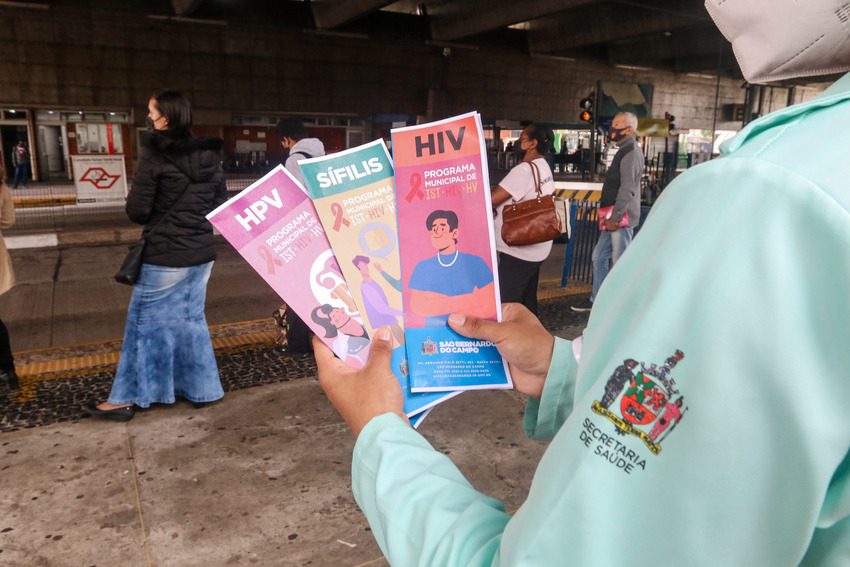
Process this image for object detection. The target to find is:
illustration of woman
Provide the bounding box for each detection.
[311,304,371,368]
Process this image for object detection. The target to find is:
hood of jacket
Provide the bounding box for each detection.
[289,137,326,159]
[140,131,224,184]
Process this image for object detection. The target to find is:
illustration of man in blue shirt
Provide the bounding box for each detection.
[408,209,496,326]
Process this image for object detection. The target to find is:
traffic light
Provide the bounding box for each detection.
[579,94,594,123]
[665,112,676,131]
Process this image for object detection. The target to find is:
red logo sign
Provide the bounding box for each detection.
[80,168,120,189]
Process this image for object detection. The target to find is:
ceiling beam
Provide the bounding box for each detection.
[427,0,602,41]
[310,0,398,29]
[527,0,711,53]
[671,52,741,75]
[171,0,204,16]
[607,24,725,66]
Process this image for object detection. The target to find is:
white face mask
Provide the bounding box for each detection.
[705,0,850,83]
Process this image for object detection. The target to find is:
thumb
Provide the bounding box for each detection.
[314,335,344,387]
[313,335,335,369]
[448,312,503,343]
[365,326,394,369]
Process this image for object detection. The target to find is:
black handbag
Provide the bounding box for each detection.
[114,157,195,285]
[500,161,561,247]
[114,235,148,285]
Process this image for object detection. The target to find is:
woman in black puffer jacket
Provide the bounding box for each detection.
[86,90,227,422]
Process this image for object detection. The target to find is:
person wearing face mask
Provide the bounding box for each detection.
[85,89,227,421]
[572,111,642,312]
[312,0,850,564]
[491,123,557,315]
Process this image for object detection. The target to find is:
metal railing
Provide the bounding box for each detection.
[6,176,261,233]
[561,201,651,286]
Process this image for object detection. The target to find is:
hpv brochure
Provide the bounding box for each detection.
[299,139,460,416]
[206,165,371,369]
[391,112,512,392]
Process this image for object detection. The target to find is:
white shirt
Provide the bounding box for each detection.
[494,158,556,262]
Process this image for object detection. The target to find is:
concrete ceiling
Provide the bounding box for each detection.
[308,0,740,78]
[174,0,832,84]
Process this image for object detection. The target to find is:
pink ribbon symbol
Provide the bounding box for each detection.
[405,173,424,202]
[257,246,284,275]
[330,202,351,232]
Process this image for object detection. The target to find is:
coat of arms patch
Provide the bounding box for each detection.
[592,349,687,455]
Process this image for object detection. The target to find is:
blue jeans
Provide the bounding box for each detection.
[591,227,633,302]
[108,261,223,407]
[13,164,28,187]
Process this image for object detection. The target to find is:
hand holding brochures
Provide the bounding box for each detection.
[208,112,512,427]
[598,205,629,231]
[316,303,553,437]
[314,326,408,437]
[446,305,554,401]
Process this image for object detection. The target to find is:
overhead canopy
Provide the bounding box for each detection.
[169,0,838,85]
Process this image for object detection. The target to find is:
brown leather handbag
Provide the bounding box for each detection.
[500,161,561,246]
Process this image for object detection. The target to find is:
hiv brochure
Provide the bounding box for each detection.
[392,112,512,392]
[299,139,460,416]
[206,165,371,368]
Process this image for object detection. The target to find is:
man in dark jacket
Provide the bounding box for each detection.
[11,141,30,189]
[572,112,643,312]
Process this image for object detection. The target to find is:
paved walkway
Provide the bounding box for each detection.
[0,237,591,566]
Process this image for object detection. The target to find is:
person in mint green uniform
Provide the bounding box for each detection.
[313,2,850,564]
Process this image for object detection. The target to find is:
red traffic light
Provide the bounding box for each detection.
[580,110,593,122]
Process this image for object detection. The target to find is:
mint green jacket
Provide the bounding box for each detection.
[352,73,850,566]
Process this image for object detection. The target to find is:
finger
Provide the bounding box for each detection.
[364,327,394,369]
[500,302,532,323]
[313,336,339,374]
[448,311,507,342]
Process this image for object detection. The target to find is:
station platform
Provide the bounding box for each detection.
[0,234,591,566]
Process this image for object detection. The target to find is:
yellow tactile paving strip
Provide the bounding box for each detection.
[19,353,121,375]
[11,331,278,404]
[16,331,276,378]
[13,196,77,208]
[14,281,588,380]
[537,279,591,300]
[537,285,590,300]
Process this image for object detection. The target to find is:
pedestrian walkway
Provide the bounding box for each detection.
[0,235,591,566]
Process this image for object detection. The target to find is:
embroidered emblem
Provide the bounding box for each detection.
[592,350,687,455]
[421,337,438,355]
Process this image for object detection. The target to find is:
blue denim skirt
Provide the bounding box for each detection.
[108,261,223,408]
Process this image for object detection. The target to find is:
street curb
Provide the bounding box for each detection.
[7,226,143,249]
[56,226,142,247]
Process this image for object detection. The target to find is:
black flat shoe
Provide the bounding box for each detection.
[84,403,135,422]
[192,402,206,409]
[0,368,19,390]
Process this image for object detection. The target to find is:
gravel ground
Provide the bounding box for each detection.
[0,294,590,433]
